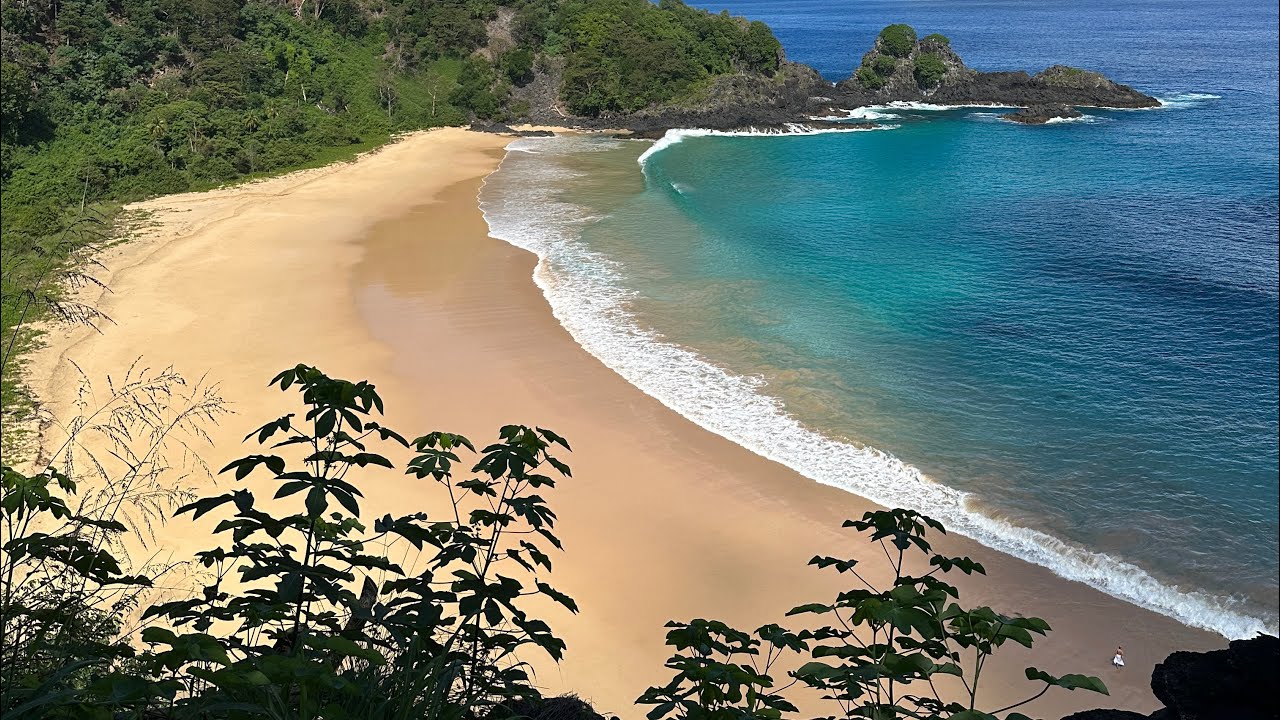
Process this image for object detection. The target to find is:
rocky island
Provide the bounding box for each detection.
[525,23,1160,133]
[833,25,1158,112]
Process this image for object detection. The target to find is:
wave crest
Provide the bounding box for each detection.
[636,124,896,167]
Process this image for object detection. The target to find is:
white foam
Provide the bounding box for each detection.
[1157,92,1224,109]
[810,108,902,122]
[1098,92,1223,111]
[880,100,1013,111]
[636,124,897,167]
[1045,114,1103,124]
[479,135,1278,641]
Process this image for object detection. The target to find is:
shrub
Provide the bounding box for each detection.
[499,48,535,87]
[872,53,898,77]
[639,508,1110,720]
[914,52,948,88]
[855,65,887,90]
[878,23,918,58]
[2,365,579,719]
[923,32,951,45]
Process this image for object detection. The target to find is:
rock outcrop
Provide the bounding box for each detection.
[578,62,832,134]
[1002,104,1084,124]
[1060,635,1279,720]
[833,28,1158,110]
[515,24,1159,132]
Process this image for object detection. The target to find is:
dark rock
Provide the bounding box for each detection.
[613,62,832,133]
[496,694,616,720]
[469,121,517,135]
[1002,104,1084,124]
[1150,634,1279,720]
[833,33,1158,113]
[517,129,555,137]
[1059,707,1152,712]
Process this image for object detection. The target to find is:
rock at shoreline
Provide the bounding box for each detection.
[1150,634,1279,719]
[467,122,556,137]
[1002,104,1085,124]
[1058,635,1279,720]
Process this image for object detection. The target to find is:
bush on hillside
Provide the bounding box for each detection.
[872,53,898,77]
[878,23,918,58]
[500,48,536,86]
[924,32,951,45]
[856,65,887,90]
[914,52,948,88]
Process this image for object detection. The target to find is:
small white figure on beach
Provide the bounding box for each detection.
[1112,645,1125,668]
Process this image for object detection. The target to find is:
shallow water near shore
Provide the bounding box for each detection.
[480,0,1278,638]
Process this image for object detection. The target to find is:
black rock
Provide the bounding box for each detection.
[469,121,517,134]
[1002,104,1084,124]
[495,694,616,720]
[1150,634,1279,720]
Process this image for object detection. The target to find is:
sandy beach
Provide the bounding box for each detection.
[25,127,1224,718]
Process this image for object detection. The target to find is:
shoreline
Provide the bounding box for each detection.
[25,127,1226,718]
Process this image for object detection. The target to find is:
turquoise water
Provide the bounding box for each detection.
[480,0,1279,638]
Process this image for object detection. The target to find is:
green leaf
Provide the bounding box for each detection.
[305,486,328,518]
[537,581,578,613]
[1025,667,1109,695]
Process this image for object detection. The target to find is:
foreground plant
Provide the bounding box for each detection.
[3,365,577,719]
[1,364,226,718]
[133,364,578,719]
[639,509,1107,720]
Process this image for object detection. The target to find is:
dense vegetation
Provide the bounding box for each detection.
[555,0,782,115]
[856,25,951,91]
[914,53,947,88]
[877,23,917,58]
[0,0,784,425]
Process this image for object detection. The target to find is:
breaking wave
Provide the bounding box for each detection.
[636,124,897,168]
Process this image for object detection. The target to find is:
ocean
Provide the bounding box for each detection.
[479,0,1279,639]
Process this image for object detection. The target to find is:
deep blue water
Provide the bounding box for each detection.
[482,0,1279,637]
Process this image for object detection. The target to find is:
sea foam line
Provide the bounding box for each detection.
[636,124,896,167]
[479,135,1276,641]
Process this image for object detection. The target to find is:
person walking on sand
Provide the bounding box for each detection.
[1112,645,1125,668]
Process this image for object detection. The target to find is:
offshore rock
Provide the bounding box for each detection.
[834,29,1159,111]
[1002,104,1085,124]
